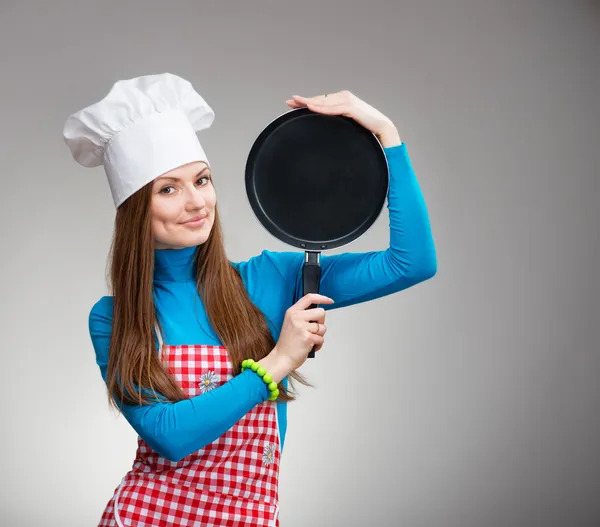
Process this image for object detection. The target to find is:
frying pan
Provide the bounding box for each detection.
[245,107,389,358]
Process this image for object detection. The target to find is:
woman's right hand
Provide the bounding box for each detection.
[262,294,334,379]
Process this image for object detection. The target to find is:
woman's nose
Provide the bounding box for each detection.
[186,187,206,208]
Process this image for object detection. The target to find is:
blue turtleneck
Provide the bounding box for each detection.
[89,142,437,462]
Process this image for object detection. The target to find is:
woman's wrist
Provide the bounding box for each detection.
[376,123,402,147]
[258,347,293,384]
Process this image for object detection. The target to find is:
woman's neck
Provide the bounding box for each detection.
[153,244,198,282]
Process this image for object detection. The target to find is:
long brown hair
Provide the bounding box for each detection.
[104,178,310,411]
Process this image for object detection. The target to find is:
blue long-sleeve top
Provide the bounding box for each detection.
[89,143,437,462]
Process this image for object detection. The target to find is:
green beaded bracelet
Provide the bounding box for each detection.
[241,359,279,401]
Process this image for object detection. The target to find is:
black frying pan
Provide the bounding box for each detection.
[245,107,389,358]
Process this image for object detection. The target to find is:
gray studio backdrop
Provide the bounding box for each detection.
[1,1,598,526]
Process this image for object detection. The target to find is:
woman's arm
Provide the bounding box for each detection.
[262,91,437,309]
[318,142,437,308]
[89,297,271,463]
[262,143,437,310]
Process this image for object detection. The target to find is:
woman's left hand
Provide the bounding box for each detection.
[286,91,402,147]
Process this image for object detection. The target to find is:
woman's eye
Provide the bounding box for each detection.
[159,176,210,194]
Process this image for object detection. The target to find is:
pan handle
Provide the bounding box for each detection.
[302,251,321,359]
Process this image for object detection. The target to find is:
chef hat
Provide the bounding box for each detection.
[63,73,215,208]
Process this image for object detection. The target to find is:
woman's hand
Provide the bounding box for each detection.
[262,293,334,380]
[286,91,402,147]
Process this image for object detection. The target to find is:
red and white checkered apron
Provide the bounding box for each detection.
[98,344,281,526]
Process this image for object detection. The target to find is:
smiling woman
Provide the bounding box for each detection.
[151,163,216,250]
[62,72,436,526]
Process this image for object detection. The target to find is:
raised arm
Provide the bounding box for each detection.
[270,92,437,309]
[262,143,437,310]
[318,142,437,308]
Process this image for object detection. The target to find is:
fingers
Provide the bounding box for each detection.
[312,322,327,336]
[287,94,351,116]
[295,307,326,323]
[292,92,348,104]
[291,94,323,105]
[288,94,329,109]
[307,103,349,115]
[304,321,327,335]
[308,333,325,348]
[294,309,327,338]
[292,293,334,311]
[306,321,327,355]
[286,99,304,108]
[285,293,333,357]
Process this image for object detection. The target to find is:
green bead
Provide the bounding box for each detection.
[257,366,266,377]
[241,359,249,368]
[269,389,279,400]
[251,362,260,372]
[263,374,272,384]
[268,381,278,391]
[246,359,255,367]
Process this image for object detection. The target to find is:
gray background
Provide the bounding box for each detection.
[1,0,598,526]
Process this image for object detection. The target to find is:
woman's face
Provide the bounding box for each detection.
[150,161,216,250]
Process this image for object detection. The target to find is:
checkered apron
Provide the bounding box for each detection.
[98,344,281,526]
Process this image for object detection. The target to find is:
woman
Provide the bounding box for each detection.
[63,73,437,526]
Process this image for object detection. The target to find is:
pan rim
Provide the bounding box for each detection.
[245,107,389,252]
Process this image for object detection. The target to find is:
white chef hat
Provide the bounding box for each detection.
[63,72,215,208]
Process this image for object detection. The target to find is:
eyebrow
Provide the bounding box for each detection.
[156,167,210,183]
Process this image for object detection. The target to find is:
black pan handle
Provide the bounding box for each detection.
[302,251,321,358]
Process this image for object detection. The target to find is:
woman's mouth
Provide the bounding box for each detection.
[182,215,207,228]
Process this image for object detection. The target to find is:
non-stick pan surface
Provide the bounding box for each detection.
[245,108,389,252]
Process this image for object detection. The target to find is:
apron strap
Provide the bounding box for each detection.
[154,320,164,352]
